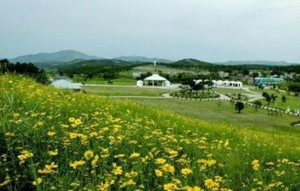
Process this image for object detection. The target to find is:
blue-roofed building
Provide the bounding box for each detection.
[254,77,284,86]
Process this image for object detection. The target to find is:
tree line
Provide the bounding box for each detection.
[0,59,48,84]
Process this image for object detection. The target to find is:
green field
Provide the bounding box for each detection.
[1,75,300,190]
[129,98,300,135]
[83,85,176,97]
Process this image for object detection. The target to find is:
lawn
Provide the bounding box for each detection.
[83,85,175,97]
[129,98,300,136]
[249,88,300,111]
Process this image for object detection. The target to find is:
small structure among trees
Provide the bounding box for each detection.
[139,73,171,87]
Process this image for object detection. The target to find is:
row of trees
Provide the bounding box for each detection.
[0,59,48,84]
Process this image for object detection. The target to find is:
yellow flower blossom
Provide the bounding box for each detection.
[120,179,136,188]
[181,168,193,176]
[163,183,177,191]
[129,152,140,158]
[18,150,33,165]
[91,154,100,167]
[0,177,11,187]
[47,149,58,156]
[32,178,42,186]
[186,186,204,191]
[155,158,166,165]
[84,150,94,160]
[68,117,75,122]
[69,160,85,169]
[112,163,123,175]
[162,163,175,173]
[47,131,56,137]
[205,179,219,189]
[155,169,163,177]
[252,160,260,171]
[38,162,58,174]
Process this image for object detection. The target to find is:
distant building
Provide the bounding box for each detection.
[218,71,230,78]
[139,73,170,87]
[254,77,284,86]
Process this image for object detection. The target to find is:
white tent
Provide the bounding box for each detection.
[51,79,82,89]
[144,74,169,86]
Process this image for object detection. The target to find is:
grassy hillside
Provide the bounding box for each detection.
[0,75,299,190]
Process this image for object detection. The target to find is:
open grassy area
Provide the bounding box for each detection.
[129,98,300,136]
[249,88,300,110]
[1,75,300,190]
[83,85,175,97]
[213,87,249,95]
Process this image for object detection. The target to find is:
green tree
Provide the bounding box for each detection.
[235,101,245,113]
[281,95,287,103]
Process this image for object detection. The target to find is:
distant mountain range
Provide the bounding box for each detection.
[217,60,299,66]
[8,50,299,66]
[113,56,172,63]
[10,50,99,63]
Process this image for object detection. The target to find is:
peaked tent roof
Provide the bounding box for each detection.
[144,74,167,81]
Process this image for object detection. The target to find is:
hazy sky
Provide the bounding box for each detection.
[1,0,300,62]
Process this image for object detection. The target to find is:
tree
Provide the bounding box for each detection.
[253,100,262,111]
[235,101,245,113]
[262,92,271,105]
[270,94,278,103]
[281,95,287,103]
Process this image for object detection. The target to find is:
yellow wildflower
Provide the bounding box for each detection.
[120,179,136,188]
[98,182,110,191]
[38,162,58,174]
[32,178,42,186]
[129,152,140,158]
[186,186,204,191]
[155,158,166,165]
[205,179,219,189]
[18,150,33,165]
[112,163,123,175]
[48,149,58,156]
[74,119,82,125]
[47,131,56,136]
[91,154,100,167]
[162,163,175,173]
[252,160,260,171]
[84,150,94,160]
[69,160,85,169]
[68,117,75,122]
[163,183,177,191]
[181,168,193,176]
[0,177,11,187]
[155,169,163,177]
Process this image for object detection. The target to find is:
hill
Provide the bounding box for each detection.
[168,58,214,67]
[0,75,299,190]
[10,50,99,63]
[113,56,172,63]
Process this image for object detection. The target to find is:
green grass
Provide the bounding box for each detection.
[83,85,175,97]
[250,88,300,110]
[1,75,300,191]
[213,87,249,95]
[129,98,300,136]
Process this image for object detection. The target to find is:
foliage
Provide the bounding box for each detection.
[235,101,245,113]
[0,59,49,84]
[0,75,299,190]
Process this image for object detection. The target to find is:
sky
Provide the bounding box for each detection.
[1,0,300,62]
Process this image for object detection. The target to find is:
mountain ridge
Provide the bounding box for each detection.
[10,50,99,63]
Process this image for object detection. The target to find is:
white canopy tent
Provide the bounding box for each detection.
[144,74,170,87]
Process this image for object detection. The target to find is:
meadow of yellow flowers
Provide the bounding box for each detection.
[0,75,299,190]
